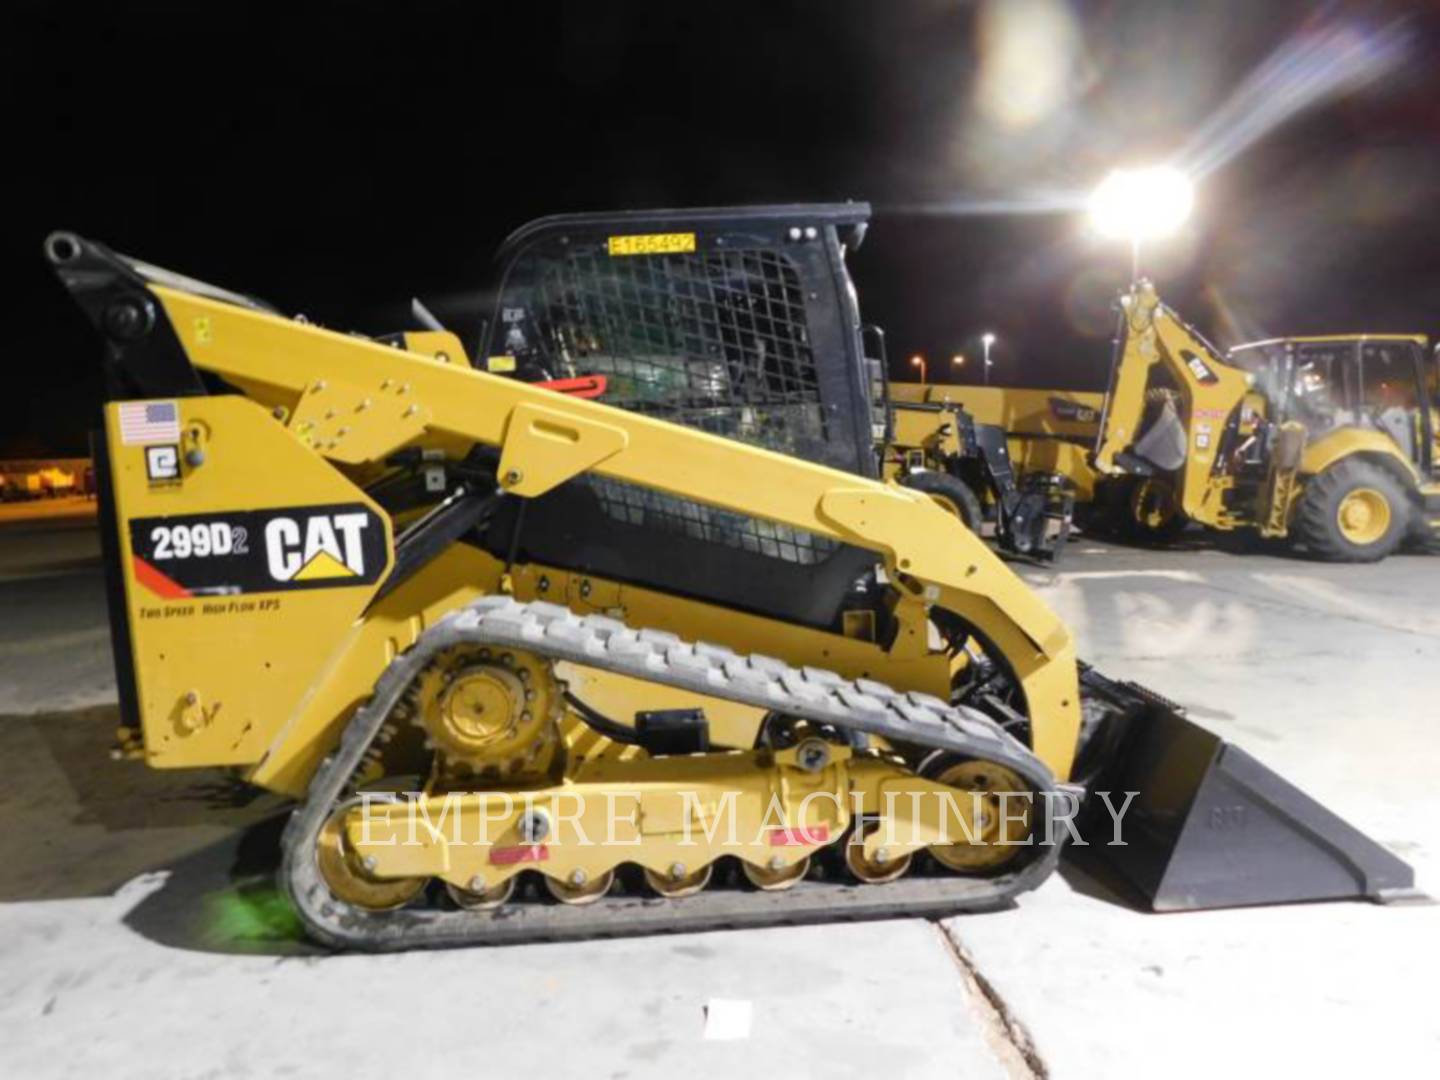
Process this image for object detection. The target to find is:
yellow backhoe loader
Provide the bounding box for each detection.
[895,283,1440,561]
[1091,282,1440,559]
[46,207,1415,950]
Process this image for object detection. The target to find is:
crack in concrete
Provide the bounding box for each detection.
[933,921,1047,1080]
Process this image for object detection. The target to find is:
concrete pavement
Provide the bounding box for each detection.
[954,541,1440,1078]
[3,890,1010,1080]
[1,516,1434,1078]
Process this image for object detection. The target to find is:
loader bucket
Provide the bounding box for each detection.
[1080,699,1419,910]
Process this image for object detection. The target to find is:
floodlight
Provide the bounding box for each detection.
[1088,166,1194,242]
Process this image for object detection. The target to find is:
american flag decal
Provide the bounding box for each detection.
[118,400,181,445]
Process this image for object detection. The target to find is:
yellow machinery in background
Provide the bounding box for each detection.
[882,385,1102,561]
[47,209,1415,949]
[889,283,1440,561]
[889,384,1104,502]
[1091,282,1439,559]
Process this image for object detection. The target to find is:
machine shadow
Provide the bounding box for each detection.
[121,813,324,957]
[2,705,318,956]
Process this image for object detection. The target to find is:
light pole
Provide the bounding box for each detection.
[981,333,995,387]
[1088,165,1194,282]
[951,354,966,378]
[910,354,927,386]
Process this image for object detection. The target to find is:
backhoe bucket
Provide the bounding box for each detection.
[1081,696,1419,911]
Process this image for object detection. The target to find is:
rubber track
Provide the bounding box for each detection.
[281,597,1066,950]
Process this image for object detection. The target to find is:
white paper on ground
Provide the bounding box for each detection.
[702,998,753,1041]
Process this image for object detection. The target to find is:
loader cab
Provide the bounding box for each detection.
[479,204,877,478]
[468,205,890,632]
[1229,335,1435,475]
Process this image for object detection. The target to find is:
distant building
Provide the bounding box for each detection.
[0,458,92,500]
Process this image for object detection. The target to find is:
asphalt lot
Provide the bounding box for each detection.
[0,507,1435,1078]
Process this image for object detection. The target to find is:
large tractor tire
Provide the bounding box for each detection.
[1119,476,1187,545]
[901,470,984,535]
[1293,459,1410,562]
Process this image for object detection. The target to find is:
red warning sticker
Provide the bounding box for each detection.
[489,844,549,865]
[768,825,830,847]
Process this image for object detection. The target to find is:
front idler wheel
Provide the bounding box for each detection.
[315,801,427,911]
[922,756,1032,872]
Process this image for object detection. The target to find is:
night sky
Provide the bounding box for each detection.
[8,0,1439,455]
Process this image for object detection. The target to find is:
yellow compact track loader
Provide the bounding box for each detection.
[46,207,1416,949]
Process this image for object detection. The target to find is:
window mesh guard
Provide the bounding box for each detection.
[509,243,844,567]
[588,477,837,566]
[530,247,832,462]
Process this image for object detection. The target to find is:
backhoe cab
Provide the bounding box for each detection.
[1092,281,1440,560]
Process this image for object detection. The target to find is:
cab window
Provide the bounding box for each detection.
[1358,343,1418,413]
[1289,343,1348,433]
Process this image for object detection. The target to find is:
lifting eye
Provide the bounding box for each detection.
[45,232,82,264]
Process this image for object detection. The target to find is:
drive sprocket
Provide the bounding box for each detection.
[402,646,564,784]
